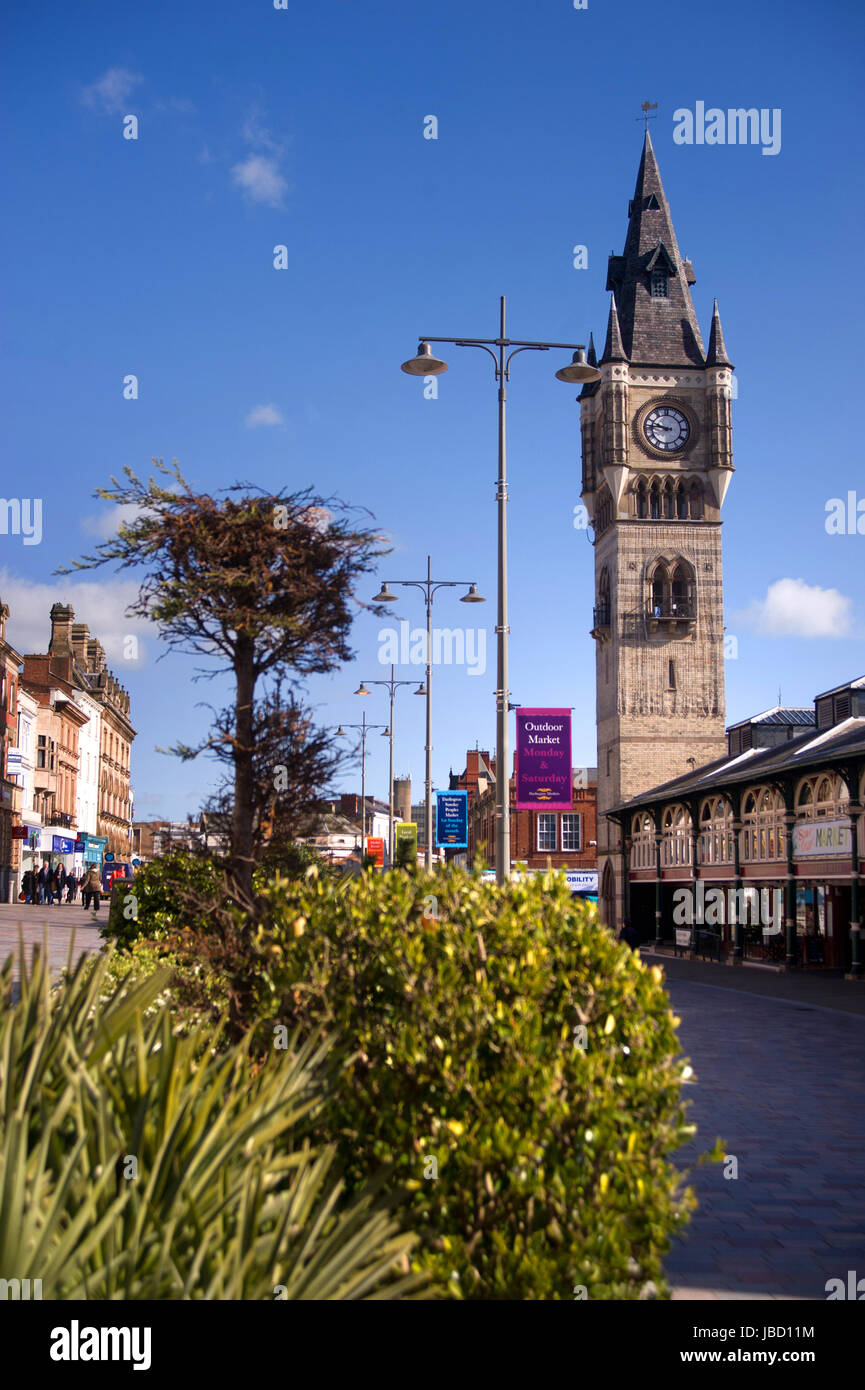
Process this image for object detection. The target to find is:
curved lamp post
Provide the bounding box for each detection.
[401,297,600,883]
[372,557,485,869]
[337,711,388,859]
[354,665,418,866]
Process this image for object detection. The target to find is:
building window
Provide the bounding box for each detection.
[37,734,47,769]
[650,271,668,298]
[668,659,676,689]
[537,814,557,852]
[562,814,582,852]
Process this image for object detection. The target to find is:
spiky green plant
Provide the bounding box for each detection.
[0,936,427,1299]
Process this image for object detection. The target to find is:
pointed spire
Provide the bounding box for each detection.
[706,298,732,367]
[605,130,705,367]
[601,294,627,363]
[587,331,597,367]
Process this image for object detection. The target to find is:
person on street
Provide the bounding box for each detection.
[65,870,78,903]
[37,862,51,905]
[21,868,35,903]
[81,864,102,912]
[52,863,66,905]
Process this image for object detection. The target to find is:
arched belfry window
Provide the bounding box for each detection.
[647,557,696,623]
[650,271,668,299]
[635,478,648,519]
[650,479,661,519]
[671,562,694,615]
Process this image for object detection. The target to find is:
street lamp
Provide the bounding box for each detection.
[401,297,600,883]
[372,556,485,870]
[354,665,416,866]
[337,711,388,861]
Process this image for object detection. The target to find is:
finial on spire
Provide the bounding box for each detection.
[637,100,658,132]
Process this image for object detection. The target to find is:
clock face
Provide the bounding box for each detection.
[644,405,690,452]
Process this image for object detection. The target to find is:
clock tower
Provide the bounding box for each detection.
[579,130,734,929]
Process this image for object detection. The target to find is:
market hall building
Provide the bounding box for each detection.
[607,676,864,975]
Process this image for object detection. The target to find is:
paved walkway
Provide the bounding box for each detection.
[658,956,864,1301]
[0,901,105,985]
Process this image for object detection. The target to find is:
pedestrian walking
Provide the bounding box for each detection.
[81,865,102,913]
[37,862,51,905]
[51,863,66,905]
[65,870,78,903]
[21,868,35,903]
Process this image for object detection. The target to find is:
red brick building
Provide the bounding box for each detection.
[450,750,598,879]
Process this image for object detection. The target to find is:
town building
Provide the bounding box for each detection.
[12,685,41,887]
[0,600,24,900]
[580,130,732,928]
[21,605,135,862]
[610,676,864,974]
[452,749,598,886]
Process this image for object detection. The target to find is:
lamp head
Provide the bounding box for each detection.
[355,682,370,696]
[555,347,602,384]
[401,342,448,376]
[460,583,485,604]
[414,682,427,696]
[372,584,398,604]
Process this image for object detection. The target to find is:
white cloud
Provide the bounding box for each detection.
[231,154,288,207]
[245,403,285,429]
[742,577,854,638]
[81,502,147,541]
[0,570,154,668]
[81,67,144,115]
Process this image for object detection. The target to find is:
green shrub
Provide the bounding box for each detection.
[104,850,226,949]
[0,939,426,1300]
[234,866,700,1299]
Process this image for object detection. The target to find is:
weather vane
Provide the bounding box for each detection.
[637,101,658,131]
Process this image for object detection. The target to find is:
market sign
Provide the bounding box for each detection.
[515,708,572,811]
[394,821,418,865]
[793,819,852,858]
[365,836,384,867]
[435,790,468,848]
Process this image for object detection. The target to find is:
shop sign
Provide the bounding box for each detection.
[793,819,851,858]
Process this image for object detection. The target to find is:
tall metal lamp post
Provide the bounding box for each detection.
[401,297,600,884]
[372,557,485,870]
[355,664,419,866]
[336,711,388,860]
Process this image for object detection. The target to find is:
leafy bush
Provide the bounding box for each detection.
[104,851,226,949]
[0,940,426,1300]
[232,866,700,1299]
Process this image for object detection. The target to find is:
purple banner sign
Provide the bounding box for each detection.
[515,708,572,811]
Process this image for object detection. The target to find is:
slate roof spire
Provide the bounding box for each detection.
[706,298,733,367]
[601,293,627,363]
[605,130,705,367]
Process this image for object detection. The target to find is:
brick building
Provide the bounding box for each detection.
[21,604,135,861]
[0,600,24,900]
[452,749,598,880]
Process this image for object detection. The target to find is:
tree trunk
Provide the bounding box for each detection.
[232,633,256,904]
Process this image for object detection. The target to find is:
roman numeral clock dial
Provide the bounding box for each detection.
[644,406,690,452]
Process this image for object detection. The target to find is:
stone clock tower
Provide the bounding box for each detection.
[579,131,734,927]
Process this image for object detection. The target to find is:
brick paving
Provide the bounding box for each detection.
[658,955,865,1301]
[0,901,105,986]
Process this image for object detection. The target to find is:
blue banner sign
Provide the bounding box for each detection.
[435,790,468,849]
[52,836,74,854]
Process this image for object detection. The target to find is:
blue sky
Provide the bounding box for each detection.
[2,0,863,820]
